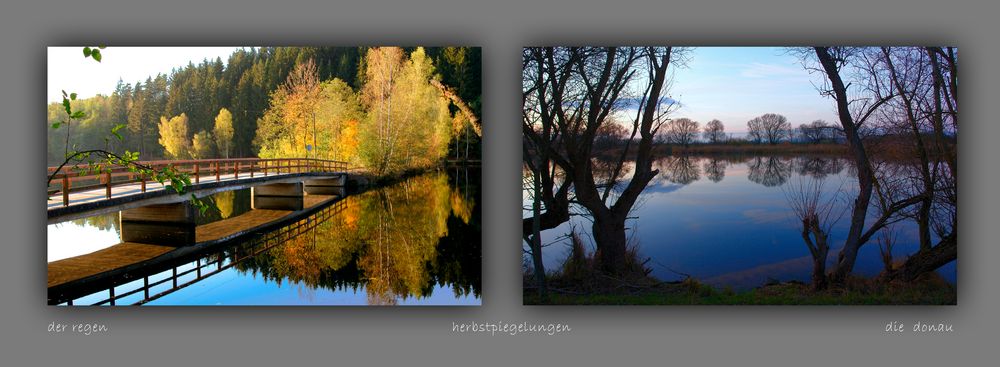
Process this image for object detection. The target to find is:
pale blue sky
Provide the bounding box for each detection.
[668,47,836,133]
[47,46,244,103]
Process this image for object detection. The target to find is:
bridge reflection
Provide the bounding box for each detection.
[48,169,481,306]
[49,197,347,305]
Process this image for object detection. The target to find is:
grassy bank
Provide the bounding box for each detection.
[524,275,956,305]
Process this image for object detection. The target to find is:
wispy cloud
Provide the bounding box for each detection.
[739,62,811,80]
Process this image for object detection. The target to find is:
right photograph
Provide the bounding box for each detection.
[522,46,957,305]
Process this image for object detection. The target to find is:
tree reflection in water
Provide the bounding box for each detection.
[702,157,728,183]
[233,170,480,305]
[747,156,793,187]
[657,156,701,185]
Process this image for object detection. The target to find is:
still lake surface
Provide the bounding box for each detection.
[524,155,956,290]
[48,169,481,305]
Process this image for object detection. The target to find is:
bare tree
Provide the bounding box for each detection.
[806,47,935,285]
[703,119,725,143]
[662,117,699,147]
[799,119,834,144]
[522,47,686,275]
[747,113,790,144]
[784,176,845,290]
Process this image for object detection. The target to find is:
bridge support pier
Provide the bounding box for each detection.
[304,175,347,196]
[252,182,304,210]
[120,203,196,246]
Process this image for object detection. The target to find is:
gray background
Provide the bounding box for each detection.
[0,0,994,366]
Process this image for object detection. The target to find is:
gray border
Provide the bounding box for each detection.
[2,0,995,366]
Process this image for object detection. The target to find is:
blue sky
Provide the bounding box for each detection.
[668,47,837,133]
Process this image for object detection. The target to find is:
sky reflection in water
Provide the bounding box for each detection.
[50,170,481,306]
[526,155,956,290]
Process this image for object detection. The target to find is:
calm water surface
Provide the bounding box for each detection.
[49,169,481,305]
[524,155,956,290]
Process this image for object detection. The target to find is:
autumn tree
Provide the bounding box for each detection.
[359,47,453,174]
[191,130,215,159]
[254,60,322,159]
[158,113,192,159]
[314,79,363,163]
[213,108,234,158]
[360,47,405,174]
[703,119,725,143]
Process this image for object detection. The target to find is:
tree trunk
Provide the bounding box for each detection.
[529,167,548,299]
[592,211,628,275]
[882,234,956,283]
[814,48,876,286]
[801,215,829,291]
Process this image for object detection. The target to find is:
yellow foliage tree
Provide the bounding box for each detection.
[191,130,215,159]
[359,47,455,175]
[213,108,234,159]
[158,113,192,159]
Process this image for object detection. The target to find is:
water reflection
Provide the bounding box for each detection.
[50,169,481,306]
[658,156,701,185]
[524,154,956,290]
[747,156,793,187]
[236,171,480,305]
[703,158,727,183]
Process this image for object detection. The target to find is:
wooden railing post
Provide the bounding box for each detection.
[104,171,112,199]
[194,163,200,184]
[235,161,240,179]
[215,161,220,182]
[62,175,69,206]
[250,161,255,178]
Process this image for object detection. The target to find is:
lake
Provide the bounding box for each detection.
[48,168,481,306]
[523,154,957,290]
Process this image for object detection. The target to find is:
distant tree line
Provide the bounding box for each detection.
[640,113,847,146]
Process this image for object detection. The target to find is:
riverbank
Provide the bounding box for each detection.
[523,275,956,305]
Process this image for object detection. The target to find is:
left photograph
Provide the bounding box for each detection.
[46,46,482,306]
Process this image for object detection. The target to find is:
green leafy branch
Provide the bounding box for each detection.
[82,46,105,62]
[48,46,209,214]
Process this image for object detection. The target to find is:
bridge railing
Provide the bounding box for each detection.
[47,157,356,207]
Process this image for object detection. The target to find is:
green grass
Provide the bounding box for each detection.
[524,277,956,305]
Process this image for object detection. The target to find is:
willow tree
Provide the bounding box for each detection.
[523,47,683,275]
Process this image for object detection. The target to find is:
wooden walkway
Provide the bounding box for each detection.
[47,194,336,288]
[47,157,357,224]
[47,243,175,288]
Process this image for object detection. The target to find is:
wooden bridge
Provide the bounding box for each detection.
[47,157,363,223]
[46,157,369,305]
